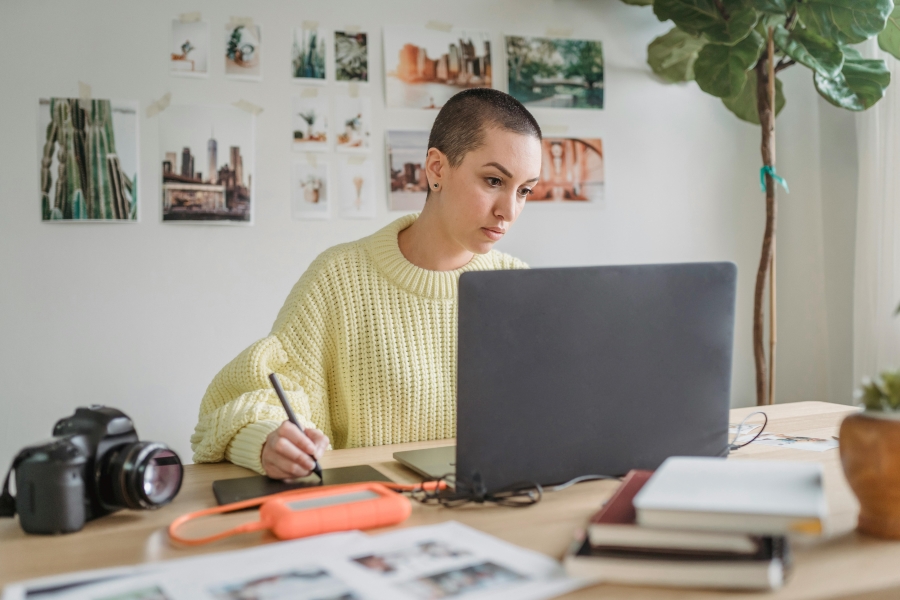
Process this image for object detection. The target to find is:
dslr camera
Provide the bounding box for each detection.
[0,406,183,534]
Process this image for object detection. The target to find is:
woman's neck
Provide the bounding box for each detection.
[398,205,475,271]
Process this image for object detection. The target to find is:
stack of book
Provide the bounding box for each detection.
[565,457,828,591]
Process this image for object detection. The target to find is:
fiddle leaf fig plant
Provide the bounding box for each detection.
[620,0,896,406]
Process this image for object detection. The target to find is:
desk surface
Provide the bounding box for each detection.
[2,401,899,599]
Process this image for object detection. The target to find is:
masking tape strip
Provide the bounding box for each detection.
[233,99,263,115]
[542,124,569,135]
[146,92,172,118]
[307,153,318,167]
[546,27,574,38]
[344,25,361,34]
[348,155,367,165]
[302,20,319,30]
[179,12,201,23]
[348,82,359,97]
[301,87,319,98]
[78,82,91,102]
[425,20,453,32]
[229,16,254,28]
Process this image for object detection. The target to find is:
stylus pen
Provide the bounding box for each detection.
[268,372,323,481]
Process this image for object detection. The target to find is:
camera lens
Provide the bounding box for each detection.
[102,442,183,510]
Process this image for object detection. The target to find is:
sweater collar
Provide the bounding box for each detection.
[365,213,495,299]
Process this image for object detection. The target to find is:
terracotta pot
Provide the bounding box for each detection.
[839,411,900,539]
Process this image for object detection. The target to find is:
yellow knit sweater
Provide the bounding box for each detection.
[191,214,528,474]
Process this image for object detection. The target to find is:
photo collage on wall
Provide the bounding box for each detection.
[39,16,604,224]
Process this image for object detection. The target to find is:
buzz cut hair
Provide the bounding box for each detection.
[427,88,542,169]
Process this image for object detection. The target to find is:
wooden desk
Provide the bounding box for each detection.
[2,401,899,599]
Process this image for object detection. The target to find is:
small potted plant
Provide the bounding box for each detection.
[840,370,900,539]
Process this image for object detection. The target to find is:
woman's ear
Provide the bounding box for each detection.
[424,147,446,191]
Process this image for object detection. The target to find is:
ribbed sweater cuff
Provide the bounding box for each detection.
[225,420,281,475]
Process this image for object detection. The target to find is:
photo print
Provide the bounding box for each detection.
[291,160,329,220]
[383,26,491,109]
[292,24,326,82]
[398,561,526,599]
[337,157,376,219]
[386,130,428,211]
[335,31,368,82]
[530,137,604,203]
[292,95,328,152]
[335,96,371,152]
[38,98,139,221]
[210,567,359,600]
[353,541,471,577]
[506,36,604,109]
[225,22,262,80]
[159,104,254,223]
[95,586,172,600]
[170,19,209,77]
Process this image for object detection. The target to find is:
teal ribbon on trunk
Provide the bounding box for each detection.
[760,165,789,193]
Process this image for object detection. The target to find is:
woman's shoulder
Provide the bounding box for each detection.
[487,249,529,271]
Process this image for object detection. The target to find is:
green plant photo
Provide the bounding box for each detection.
[621,0,900,406]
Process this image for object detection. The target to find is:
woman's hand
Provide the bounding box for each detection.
[261,421,329,479]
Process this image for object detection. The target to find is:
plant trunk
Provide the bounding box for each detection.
[753,31,778,406]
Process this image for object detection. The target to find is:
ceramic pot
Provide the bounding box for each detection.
[839,411,900,539]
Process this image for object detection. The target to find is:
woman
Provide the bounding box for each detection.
[191,88,543,479]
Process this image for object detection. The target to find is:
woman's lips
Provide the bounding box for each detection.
[482,227,505,241]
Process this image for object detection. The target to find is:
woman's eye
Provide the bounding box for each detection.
[486,177,502,187]
[519,188,532,197]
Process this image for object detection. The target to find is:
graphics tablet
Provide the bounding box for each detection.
[212,464,392,505]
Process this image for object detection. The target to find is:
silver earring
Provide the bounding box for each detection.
[433,183,439,188]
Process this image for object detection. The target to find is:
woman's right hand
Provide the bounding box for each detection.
[261,421,329,479]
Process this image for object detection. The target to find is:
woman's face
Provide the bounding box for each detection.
[426,129,542,255]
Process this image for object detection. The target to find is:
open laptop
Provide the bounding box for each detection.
[394,263,737,493]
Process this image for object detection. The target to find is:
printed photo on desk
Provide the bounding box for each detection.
[159,104,254,223]
[506,36,604,109]
[292,95,328,152]
[335,31,368,82]
[292,24,326,83]
[170,18,209,77]
[335,96,372,152]
[383,25,492,109]
[530,137,604,203]
[225,22,262,81]
[38,98,139,221]
[291,159,330,220]
[386,130,428,211]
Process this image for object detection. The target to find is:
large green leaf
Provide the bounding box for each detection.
[722,70,786,123]
[621,0,654,4]
[750,0,795,13]
[695,31,765,97]
[654,0,759,45]
[647,27,707,81]
[773,25,843,77]
[814,47,891,110]
[799,0,893,45]
[878,5,900,60]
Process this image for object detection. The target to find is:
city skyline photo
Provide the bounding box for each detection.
[159,104,254,223]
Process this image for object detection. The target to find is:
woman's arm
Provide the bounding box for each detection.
[190,334,332,475]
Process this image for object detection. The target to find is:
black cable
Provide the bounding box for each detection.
[727,410,768,451]
[403,472,543,508]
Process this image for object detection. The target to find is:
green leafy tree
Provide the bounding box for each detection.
[622,0,898,406]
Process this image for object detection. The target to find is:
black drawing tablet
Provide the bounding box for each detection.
[212,464,392,505]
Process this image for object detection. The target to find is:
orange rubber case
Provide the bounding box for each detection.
[261,482,411,540]
[169,481,441,546]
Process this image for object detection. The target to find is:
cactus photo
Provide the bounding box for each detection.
[38,98,139,222]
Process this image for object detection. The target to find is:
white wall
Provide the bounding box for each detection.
[0,0,844,466]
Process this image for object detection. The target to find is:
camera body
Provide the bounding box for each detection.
[4,406,183,535]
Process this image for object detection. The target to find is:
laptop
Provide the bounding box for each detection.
[394,263,737,493]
